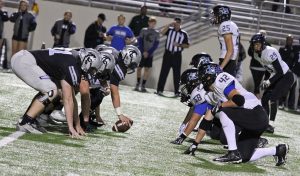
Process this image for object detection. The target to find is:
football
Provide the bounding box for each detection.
[112,120,133,132]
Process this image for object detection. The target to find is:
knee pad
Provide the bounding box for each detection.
[37,89,58,106]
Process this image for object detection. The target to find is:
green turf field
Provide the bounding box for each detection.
[0,71,299,176]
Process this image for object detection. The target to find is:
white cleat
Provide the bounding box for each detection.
[50,110,67,122]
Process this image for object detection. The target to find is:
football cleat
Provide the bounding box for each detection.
[274,144,289,166]
[16,122,43,134]
[49,110,66,122]
[171,137,185,145]
[213,150,242,163]
[265,124,275,133]
[257,137,269,148]
[184,144,198,156]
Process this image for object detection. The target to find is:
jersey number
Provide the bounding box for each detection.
[219,74,230,83]
[222,25,230,32]
[270,52,278,61]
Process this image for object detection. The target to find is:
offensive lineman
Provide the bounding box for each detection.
[12,48,104,138]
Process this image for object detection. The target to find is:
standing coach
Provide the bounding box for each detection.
[156,17,189,96]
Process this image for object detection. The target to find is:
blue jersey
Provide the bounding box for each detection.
[107,25,134,51]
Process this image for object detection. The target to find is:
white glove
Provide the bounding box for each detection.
[261,80,271,90]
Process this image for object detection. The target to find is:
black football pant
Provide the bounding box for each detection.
[219,59,237,77]
[221,105,269,162]
[262,71,294,121]
[157,50,182,94]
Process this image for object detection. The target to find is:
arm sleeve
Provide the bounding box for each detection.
[148,40,159,56]
[182,32,190,45]
[269,59,284,84]
[138,37,144,53]
[193,102,213,116]
[51,22,57,36]
[68,22,76,35]
[223,81,235,97]
[126,27,134,38]
[248,45,254,57]
[84,24,93,48]
[28,16,37,32]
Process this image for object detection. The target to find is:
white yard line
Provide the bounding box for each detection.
[0,131,25,148]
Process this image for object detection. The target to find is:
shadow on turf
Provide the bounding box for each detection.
[0,126,84,148]
[190,157,266,173]
[186,138,220,145]
[262,132,290,139]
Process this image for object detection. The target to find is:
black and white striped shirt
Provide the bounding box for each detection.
[165,27,189,53]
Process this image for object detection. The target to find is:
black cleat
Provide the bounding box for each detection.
[184,144,197,156]
[265,124,275,133]
[213,150,242,163]
[170,137,185,145]
[257,137,269,148]
[274,144,289,166]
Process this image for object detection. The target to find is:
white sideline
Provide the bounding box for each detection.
[0,131,25,148]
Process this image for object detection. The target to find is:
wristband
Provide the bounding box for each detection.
[115,107,122,116]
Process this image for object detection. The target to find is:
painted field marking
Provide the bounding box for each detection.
[0,131,25,148]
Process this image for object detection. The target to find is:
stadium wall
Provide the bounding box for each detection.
[2,0,280,92]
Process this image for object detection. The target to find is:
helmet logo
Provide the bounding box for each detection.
[219,7,230,15]
[101,54,111,69]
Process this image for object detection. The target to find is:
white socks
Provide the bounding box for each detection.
[250,147,276,161]
[219,111,237,151]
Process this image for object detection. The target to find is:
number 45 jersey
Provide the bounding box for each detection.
[212,72,261,109]
[218,20,239,60]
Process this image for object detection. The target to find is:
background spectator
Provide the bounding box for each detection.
[129,6,149,37]
[279,34,297,110]
[0,0,8,69]
[159,0,173,16]
[272,0,291,13]
[10,0,36,56]
[51,10,76,48]
[84,13,106,48]
[156,17,189,97]
[290,41,300,111]
[106,14,135,51]
[134,17,159,92]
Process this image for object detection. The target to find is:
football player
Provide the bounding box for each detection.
[211,5,239,76]
[176,53,213,135]
[250,33,295,133]
[11,48,105,138]
[185,63,288,166]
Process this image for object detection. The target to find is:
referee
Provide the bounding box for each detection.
[156,17,189,96]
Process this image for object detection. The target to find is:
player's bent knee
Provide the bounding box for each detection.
[37,89,58,106]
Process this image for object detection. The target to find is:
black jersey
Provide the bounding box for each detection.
[30,48,82,87]
[110,59,127,86]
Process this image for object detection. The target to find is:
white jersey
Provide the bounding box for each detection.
[218,21,239,60]
[212,72,261,109]
[190,84,215,105]
[254,46,289,78]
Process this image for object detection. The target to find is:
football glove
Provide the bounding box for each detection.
[260,80,271,90]
[184,143,198,156]
[212,101,222,116]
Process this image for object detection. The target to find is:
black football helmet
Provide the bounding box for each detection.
[198,63,223,91]
[250,33,266,53]
[190,52,213,68]
[180,68,201,106]
[210,5,231,24]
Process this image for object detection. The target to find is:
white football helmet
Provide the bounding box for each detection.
[120,45,141,73]
[78,48,103,75]
[96,51,116,80]
[95,45,120,59]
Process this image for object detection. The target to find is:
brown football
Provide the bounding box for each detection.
[112,120,133,132]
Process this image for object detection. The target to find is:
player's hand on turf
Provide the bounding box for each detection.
[119,114,132,126]
[184,144,198,156]
[260,80,271,90]
[69,128,81,139]
[75,125,86,136]
[212,101,222,116]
